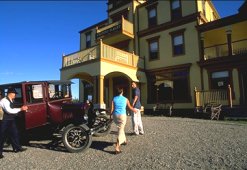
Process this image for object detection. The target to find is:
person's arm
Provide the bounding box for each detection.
[127,99,137,113]
[132,95,138,107]
[110,101,114,119]
[1,99,21,114]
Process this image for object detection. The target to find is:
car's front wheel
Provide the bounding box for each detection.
[93,115,112,137]
[62,124,92,153]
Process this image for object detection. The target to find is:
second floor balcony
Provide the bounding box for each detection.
[199,19,247,61]
[203,39,247,60]
[62,40,144,69]
[96,17,134,44]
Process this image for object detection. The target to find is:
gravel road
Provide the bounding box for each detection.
[1,116,246,170]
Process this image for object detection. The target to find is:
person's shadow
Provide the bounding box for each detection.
[90,140,115,155]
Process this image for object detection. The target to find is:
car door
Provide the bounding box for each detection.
[24,83,47,130]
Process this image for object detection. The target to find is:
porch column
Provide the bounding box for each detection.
[98,75,105,108]
[93,76,98,104]
[93,75,105,109]
[225,26,233,56]
[109,78,113,106]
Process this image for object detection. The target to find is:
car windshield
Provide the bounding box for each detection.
[49,83,71,100]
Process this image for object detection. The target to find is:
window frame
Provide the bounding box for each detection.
[170,0,182,21]
[147,36,160,61]
[147,67,191,104]
[26,84,44,104]
[85,32,91,48]
[209,70,233,90]
[170,29,185,56]
[146,3,158,28]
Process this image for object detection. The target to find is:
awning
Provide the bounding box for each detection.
[155,80,173,88]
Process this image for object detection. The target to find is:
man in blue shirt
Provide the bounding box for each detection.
[131,82,144,135]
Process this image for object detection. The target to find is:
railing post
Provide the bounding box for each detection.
[132,51,135,66]
[228,84,233,108]
[100,39,103,59]
[122,15,124,30]
[194,87,198,107]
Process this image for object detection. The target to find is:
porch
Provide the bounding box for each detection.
[60,40,146,108]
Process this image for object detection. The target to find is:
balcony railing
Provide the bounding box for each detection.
[96,17,133,39]
[62,41,144,69]
[62,46,98,67]
[203,39,247,60]
[194,85,233,108]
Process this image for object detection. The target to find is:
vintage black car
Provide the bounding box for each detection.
[0,80,112,153]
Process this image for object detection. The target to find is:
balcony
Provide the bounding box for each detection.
[62,40,144,69]
[96,17,134,44]
[203,39,247,60]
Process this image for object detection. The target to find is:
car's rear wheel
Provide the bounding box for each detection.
[62,124,92,153]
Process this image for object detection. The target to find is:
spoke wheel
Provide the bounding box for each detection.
[62,124,92,153]
[93,115,112,137]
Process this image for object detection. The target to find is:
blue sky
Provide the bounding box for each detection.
[0,0,244,99]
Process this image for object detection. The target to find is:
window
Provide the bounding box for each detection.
[3,86,23,105]
[210,71,230,90]
[148,8,157,27]
[49,83,71,100]
[111,10,128,22]
[26,84,43,104]
[147,37,159,60]
[170,29,185,56]
[171,0,182,20]
[148,68,191,103]
[86,32,91,48]
[173,35,184,55]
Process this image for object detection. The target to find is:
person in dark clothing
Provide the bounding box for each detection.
[131,82,144,135]
[0,88,28,159]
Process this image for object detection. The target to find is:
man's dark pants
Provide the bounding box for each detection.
[0,117,21,155]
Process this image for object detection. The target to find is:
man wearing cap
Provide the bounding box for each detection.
[0,88,28,159]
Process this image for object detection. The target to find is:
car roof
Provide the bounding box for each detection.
[0,80,73,87]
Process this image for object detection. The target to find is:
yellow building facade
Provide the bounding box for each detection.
[60,0,247,113]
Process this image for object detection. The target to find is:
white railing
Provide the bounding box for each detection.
[97,21,121,34]
[62,41,144,69]
[62,46,99,67]
[194,85,232,108]
[96,17,133,39]
[204,39,247,60]
[122,17,133,36]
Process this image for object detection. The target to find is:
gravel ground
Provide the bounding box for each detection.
[0,116,247,170]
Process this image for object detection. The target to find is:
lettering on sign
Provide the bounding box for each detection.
[96,24,122,39]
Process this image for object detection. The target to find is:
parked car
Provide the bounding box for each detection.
[0,80,112,153]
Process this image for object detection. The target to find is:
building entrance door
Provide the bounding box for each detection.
[112,76,130,99]
[239,68,247,106]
